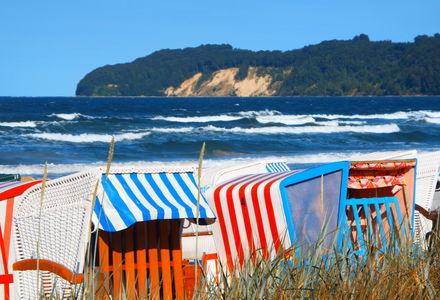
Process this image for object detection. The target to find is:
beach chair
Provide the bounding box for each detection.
[93,167,216,299]
[180,160,290,272]
[412,152,440,245]
[207,162,349,272]
[352,150,440,247]
[207,159,418,271]
[11,171,99,299]
[346,160,417,254]
[0,178,41,300]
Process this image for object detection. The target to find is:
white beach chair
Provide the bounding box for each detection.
[12,171,99,299]
[413,151,440,245]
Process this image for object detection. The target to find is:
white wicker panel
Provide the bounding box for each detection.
[414,151,440,246]
[12,171,99,299]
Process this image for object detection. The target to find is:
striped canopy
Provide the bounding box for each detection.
[207,161,349,271]
[266,162,290,173]
[208,171,299,270]
[93,169,216,232]
[0,180,42,201]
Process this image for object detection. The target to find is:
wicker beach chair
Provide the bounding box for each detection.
[413,151,440,245]
[12,171,99,299]
[0,177,41,300]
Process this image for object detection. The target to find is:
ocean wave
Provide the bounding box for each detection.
[256,115,315,125]
[424,111,440,118]
[310,110,440,120]
[200,124,400,134]
[0,121,38,128]
[425,117,440,124]
[238,110,281,117]
[49,113,95,120]
[150,127,194,133]
[152,115,243,123]
[27,131,150,143]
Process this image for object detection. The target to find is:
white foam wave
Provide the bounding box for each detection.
[0,121,38,128]
[425,117,440,124]
[314,120,340,126]
[238,110,281,117]
[201,124,400,134]
[150,127,194,133]
[338,120,367,125]
[256,115,315,125]
[152,115,242,123]
[49,113,94,121]
[311,110,440,120]
[27,131,150,143]
[424,111,440,118]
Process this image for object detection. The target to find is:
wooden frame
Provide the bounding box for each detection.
[97,219,198,299]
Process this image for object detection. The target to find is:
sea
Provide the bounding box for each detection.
[1,96,440,177]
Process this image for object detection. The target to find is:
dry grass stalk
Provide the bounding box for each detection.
[36,162,48,295]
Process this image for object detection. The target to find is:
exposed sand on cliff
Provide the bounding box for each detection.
[164,67,275,96]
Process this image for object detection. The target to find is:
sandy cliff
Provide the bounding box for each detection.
[164,67,277,96]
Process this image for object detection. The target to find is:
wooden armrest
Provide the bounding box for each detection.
[13,259,84,284]
[181,231,213,238]
[415,204,439,221]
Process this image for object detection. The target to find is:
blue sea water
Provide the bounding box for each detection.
[1,96,440,176]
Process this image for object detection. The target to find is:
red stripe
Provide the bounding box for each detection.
[0,180,41,201]
[237,175,266,261]
[263,172,293,252]
[3,198,14,261]
[0,223,11,299]
[249,173,284,259]
[225,174,264,267]
[213,181,236,272]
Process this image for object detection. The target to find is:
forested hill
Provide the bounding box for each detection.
[76,34,440,96]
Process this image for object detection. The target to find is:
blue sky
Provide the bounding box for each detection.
[0,0,439,96]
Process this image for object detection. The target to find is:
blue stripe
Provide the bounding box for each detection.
[159,173,194,217]
[186,173,212,217]
[174,173,208,218]
[100,176,136,228]
[115,174,151,220]
[144,173,179,218]
[266,163,290,173]
[129,173,165,219]
[94,195,116,232]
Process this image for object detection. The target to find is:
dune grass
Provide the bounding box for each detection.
[194,235,439,299]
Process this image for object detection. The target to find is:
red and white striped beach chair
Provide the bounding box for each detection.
[0,178,41,300]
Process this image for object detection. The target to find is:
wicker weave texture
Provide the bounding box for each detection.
[12,171,99,299]
[414,151,440,245]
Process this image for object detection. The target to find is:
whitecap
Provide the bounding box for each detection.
[49,113,94,120]
[27,131,150,143]
[152,115,242,123]
[150,127,194,133]
[0,121,38,128]
[256,115,315,125]
[238,110,281,117]
[200,124,400,134]
[425,117,440,124]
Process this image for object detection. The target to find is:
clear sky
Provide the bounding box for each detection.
[0,0,439,97]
